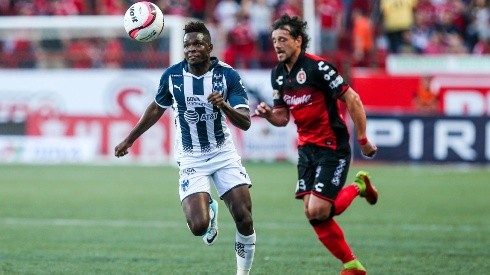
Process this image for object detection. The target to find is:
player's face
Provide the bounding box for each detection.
[271,27,302,64]
[183,32,212,65]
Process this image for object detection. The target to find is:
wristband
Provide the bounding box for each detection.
[358,137,368,145]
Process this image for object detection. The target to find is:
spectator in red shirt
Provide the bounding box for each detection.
[66,38,94,68]
[317,0,343,54]
[223,12,259,69]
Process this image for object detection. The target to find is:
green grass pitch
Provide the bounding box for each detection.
[1,162,489,274]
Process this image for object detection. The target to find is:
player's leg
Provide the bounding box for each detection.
[223,185,255,275]
[301,145,367,274]
[202,196,219,245]
[178,166,216,239]
[214,161,255,275]
[182,192,213,236]
[334,170,378,216]
[355,171,378,205]
[307,196,366,274]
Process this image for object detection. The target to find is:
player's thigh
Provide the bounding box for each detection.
[222,185,252,221]
[181,191,211,226]
[295,144,317,197]
[212,160,251,198]
[313,149,351,200]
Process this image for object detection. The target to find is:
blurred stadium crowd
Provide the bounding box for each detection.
[1,0,490,70]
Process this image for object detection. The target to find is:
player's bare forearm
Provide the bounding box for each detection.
[222,106,251,131]
[128,102,165,142]
[341,88,378,157]
[115,102,164,157]
[254,102,289,127]
[341,88,367,138]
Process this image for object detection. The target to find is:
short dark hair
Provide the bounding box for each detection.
[272,14,310,52]
[184,21,211,43]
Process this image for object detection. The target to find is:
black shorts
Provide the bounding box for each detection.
[295,143,351,201]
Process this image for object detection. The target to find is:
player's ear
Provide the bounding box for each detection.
[208,42,213,52]
[296,36,302,47]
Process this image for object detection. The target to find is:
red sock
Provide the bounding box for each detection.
[312,219,356,263]
[334,184,359,215]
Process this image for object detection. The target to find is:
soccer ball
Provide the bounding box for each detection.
[123,1,164,42]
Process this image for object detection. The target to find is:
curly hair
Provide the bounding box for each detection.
[271,14,310,52]
[183,21,211,43]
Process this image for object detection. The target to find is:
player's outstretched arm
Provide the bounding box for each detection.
[339,87,377,158]
[253,102,289,127]
[115,101,165,157]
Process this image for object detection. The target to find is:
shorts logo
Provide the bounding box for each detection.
[296,69,306,84]
[314,182,324,192]
[180,168,196,176]
[315,166,321,178]
[296,179,306,192]
[331,159,346,186]
[180,179,190,192]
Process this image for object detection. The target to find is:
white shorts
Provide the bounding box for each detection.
[177,153,252,201]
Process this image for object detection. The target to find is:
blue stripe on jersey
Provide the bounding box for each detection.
[194,106,211,153]
[212,70,225,147]
[213,105,225,148]
[171,75,193,153]
[192,77,211,152]
[192,77,204,95]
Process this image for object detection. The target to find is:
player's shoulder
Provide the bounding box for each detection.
[304,52,335,67]
[214,59,242,79]
[216,60,235,70]
[162,61,184,78]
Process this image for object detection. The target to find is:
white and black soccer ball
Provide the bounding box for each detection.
[123,1,164,42]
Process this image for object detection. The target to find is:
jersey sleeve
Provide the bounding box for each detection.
[311,60,350,98]
[225,69,249,109]
[154,69,173,108]
[271,67,287,108]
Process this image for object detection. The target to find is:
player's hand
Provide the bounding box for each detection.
[253,102,272,118]
[115,141,132,158]
[360,141,377,158]
[207,91,225,109]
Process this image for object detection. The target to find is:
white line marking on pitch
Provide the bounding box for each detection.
[1,217,489,232]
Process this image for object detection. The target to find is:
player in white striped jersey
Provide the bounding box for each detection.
[115,21,256,275]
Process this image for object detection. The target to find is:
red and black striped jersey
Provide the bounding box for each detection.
[271,52,350,150]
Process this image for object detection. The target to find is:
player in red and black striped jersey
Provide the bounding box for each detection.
[254,14,378,275]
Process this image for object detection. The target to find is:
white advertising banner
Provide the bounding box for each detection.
[0,136,97,163]
[0,69,296,163]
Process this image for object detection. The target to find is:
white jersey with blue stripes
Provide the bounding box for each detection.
[155,57,249,162]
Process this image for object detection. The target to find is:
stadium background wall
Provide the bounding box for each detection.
[0,68,489,164]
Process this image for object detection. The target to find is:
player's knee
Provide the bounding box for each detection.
[187,220,209,236]
[233,210,253,233]
[306,204,333,221]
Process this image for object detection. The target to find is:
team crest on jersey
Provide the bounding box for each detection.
[273,89,280,99]
[296,69,306,84]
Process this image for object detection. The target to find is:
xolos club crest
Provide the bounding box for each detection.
[296,69,306,84]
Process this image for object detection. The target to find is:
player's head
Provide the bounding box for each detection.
[271,14,310,52]
[184,21,212,44]
[183,21,213,65]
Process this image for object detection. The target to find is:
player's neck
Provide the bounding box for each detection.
[188,60,211,76]
[284,53,300,72]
